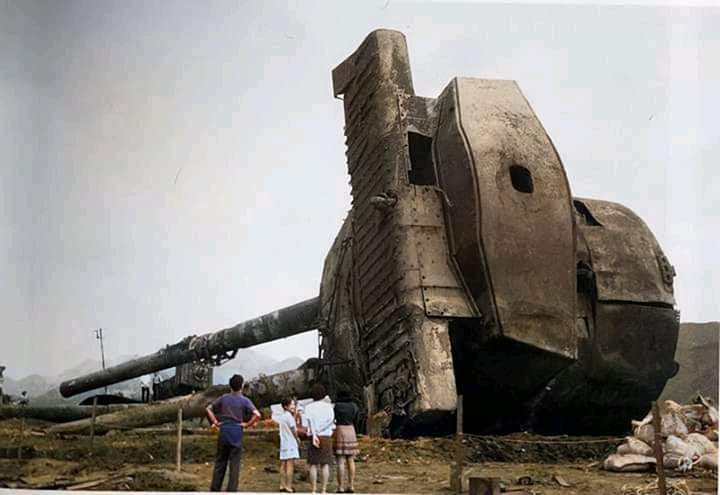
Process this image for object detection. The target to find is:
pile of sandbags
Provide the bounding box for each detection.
[604,395,718,473]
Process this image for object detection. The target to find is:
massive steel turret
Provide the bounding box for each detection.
[60,30,679,437]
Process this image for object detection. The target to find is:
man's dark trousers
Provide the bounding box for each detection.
[210,440,242,491]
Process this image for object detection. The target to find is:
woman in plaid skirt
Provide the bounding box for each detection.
[333,389,359,493]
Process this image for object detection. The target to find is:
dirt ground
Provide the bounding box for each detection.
[0,419,716,493]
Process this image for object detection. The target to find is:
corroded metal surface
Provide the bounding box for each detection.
[518,198,679,434]
[593,302,678,383]
[434,78,576,357]
[328,30,472,430]
[575,198,675,305]
[245,366,318,408]
[323,30,677,436]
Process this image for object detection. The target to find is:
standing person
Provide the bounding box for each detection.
[304,383,335,494]
[151,372,161,401]
[333,389,360,493]
[206,374,261,492]
[0,366,5,404]
[140,377,150,403]
[274,398,300,493]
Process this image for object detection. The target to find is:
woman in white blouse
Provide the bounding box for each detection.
[304,383,336,494]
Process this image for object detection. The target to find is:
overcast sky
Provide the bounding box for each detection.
[1,1,717,378]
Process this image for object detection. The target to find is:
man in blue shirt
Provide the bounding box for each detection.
[206,374,261,491]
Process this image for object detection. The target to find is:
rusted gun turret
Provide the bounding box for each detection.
[59,297,319,398]
[318,30,678,436]
[60,30,679,438]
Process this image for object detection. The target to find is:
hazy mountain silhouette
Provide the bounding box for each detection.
[212,350,304,385]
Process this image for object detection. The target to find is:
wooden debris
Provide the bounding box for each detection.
[47,387,226,435]
[66,474,130,490]
[0,404,137,423]
[552,473,572,487]
[621,478,691,495]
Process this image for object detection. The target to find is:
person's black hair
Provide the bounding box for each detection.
[311,382,326,401]
[229,374,244,392]
[281,397,293,409]
[336,388,352,402]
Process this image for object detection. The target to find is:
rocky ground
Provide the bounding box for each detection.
[0,418,716,493]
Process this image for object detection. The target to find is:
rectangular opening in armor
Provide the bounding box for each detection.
[510,165,534,193]
[407,132,437,186]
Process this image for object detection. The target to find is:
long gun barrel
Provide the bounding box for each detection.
[59,296,320,398]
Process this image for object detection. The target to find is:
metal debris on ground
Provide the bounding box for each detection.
[517,475,534,485]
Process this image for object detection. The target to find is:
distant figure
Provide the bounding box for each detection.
[333,389,360,493]
[141,378,150,403]
[0,365,5,404]
[206,374,261,492]
[19,391,29,406]
[304,383,335,494]
[151,373,161,401]
[274,397,300,493]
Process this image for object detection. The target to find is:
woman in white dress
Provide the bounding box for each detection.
[274,397,300,493]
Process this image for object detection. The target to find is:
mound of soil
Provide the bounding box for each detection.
[463,433,621,464]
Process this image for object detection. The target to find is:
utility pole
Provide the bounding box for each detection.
[94,328,107,394]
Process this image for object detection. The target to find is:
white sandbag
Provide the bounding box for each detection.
[702,409,719,429]
[663,453,693,472]
[663,400,684,413]
[706,405,718,425]
[696,453,718,470]
[665,435,696,459]
[681,404,706,422]
[697,395,719,427]
[617,436,653,456]
[686,432,718,455]
[659,401,689,438]
[603,453,656,472]
[632,402,688,442]
[634,423,656,446]
[632,411,653,429]
[680,404,706,432]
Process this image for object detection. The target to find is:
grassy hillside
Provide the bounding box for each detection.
[660,321,719,403]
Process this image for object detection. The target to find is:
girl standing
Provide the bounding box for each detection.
[333,389,360,493]
[274,397,300,493]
